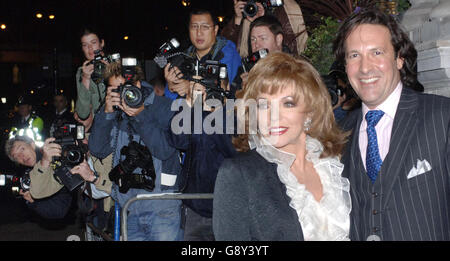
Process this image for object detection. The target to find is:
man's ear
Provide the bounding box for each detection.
[396,56,404,70]
[100,39,105,49]
[276,34,283,50]
[214,25,219,36]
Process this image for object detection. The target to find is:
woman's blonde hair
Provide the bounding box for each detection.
[234,52,349,158]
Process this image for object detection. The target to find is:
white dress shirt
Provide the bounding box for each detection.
[359,82,403,170]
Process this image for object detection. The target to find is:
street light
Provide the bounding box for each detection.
[181,0,191,7]
[49,15,55,20]
[36,13,43,19]
[0,24,6,30]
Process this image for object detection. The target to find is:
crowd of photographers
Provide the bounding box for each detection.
[1,1,359,241]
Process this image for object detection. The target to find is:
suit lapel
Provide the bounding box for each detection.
[380,88,419,207]
[342,109,366,183]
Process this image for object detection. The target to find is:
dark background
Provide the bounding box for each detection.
[0,0,237,171]
[0,0,234,109]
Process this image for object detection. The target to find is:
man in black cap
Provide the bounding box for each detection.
[11,95,44,133]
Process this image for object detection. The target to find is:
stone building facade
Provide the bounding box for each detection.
[402,0,450,97]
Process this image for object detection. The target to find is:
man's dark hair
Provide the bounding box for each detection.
[79,27,104,41]
[250,15,284,38]
[188,8,218,26]
[103,61,144,85]
[333,8,421,91]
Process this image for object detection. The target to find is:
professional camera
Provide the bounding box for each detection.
[154,38,231,103]
[109,141,156,194]
[242,0,283,18]
[158,38,180,56]
[0,169,31,197]
[112,57,144,109]
[172,55,230,102]
[196,60,229,102]
[324,62,359,107]
[52,123,86,191]
[154,38,182,69]
[322,74,345,107]
[242,48,268,72]
[87,50,121,84]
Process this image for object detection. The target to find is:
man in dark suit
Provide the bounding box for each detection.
[333,8,450,240]
[48,93,75,137]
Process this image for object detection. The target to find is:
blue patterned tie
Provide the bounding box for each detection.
[365,110,385,183]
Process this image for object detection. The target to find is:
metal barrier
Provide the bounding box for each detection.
[121,193,214,241]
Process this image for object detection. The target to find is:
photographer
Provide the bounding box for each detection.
[164,8,241,100]
[4,135,73,219]
[76,28,107,120]
[5,121,112,220]
[48,93,75,138]
[231,15,286,95]
[221,0,307,57]
[323,62,361,122]
[163,8,240,241]
[88,61,183,241]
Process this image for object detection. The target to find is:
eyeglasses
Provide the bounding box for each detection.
[189,23,213,31]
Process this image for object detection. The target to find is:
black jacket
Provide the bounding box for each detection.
[213,149,304,240]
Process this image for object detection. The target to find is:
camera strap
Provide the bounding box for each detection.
[35,147,43,162]
[111,115,148,169]
[77,180,95,216]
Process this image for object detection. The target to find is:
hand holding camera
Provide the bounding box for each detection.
[105,82,145,116]
[70,160,96,183]
[19,189,34,203]
[164,63,190,97]
[86,50,120,84]
[41,137,62,169]
[105,85,123,113]
[51,123,86,191]
[81,60,95,80]
[104,58,145,116]
[233,1,265,24]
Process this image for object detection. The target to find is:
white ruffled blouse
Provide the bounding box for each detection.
[249,135,351,241]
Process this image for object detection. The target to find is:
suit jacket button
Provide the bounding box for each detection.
[367,235,381,241]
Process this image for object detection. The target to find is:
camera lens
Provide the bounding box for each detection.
[62,145,83,166]
[243,2,258,17]
[66,150,82,164]
[122,85,143,108]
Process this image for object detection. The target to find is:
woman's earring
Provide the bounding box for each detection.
[304,118,312,132]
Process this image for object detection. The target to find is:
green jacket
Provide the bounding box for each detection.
[75,66,106,120]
